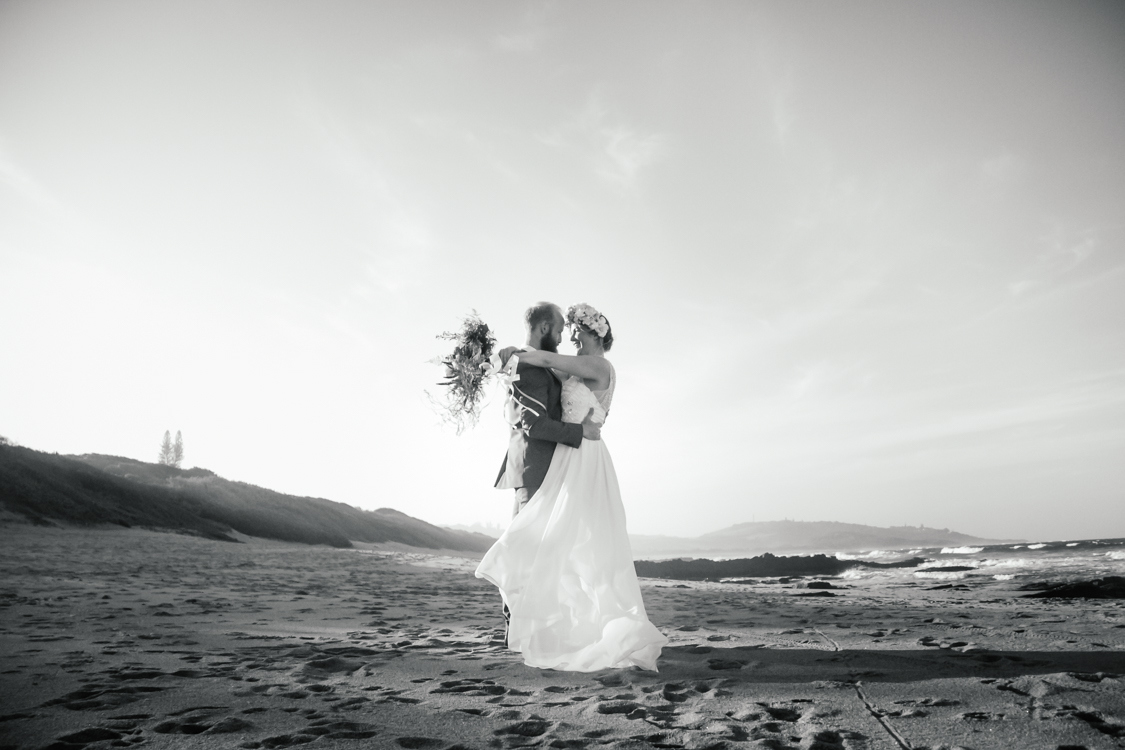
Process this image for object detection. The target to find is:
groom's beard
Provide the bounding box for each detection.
[537,334,559,353]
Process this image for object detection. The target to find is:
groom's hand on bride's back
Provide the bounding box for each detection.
[582,408,601,441]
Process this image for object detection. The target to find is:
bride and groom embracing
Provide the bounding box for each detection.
[474,302,668,672]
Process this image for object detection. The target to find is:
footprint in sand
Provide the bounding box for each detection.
[495,718,553,738]
[799,728,849,750]
[152,707,255,736]
[41,682,165,711]
[595,699,645,718]
[430,678,507,696]
[45,727,130,748]
[298,655,366,676]
[395,737,448,749]
[958,710,1005,721]
[252,733,317,748]
[332,696,371,710]
[760,705,803,722]
[895,697,960,707]
[301,719,380,740]
[661,683,690,703]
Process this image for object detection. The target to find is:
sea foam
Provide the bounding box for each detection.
[941,546,984,554]
[976,558,1030,569]
[836,550,899,560]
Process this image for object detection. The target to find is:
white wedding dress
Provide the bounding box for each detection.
[475,362,667,672]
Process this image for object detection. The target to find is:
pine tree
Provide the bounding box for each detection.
[158,430,174,466]
[172,431,184,468]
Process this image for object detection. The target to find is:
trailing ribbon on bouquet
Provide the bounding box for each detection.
[488,352,518,387]
[490,352,551,426]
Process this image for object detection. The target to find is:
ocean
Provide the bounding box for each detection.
[833,536,1125,587]
[636,537,1125,585]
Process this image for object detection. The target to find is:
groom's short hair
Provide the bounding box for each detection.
[525,302,560,331]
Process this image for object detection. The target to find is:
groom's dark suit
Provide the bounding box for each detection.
[495,357,582,514]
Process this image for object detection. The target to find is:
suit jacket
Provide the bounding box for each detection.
[495,360,583,491]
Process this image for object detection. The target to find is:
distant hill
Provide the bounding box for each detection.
[0,444,492,553]
[445,522,505,538]
[630,520,1017,558]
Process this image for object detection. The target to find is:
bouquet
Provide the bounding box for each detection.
[429,311,499,434]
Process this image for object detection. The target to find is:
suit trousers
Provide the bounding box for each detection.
[503,483,539,639]
[511,484,539,519]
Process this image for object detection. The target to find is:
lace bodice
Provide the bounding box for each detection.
[561,361,615,425]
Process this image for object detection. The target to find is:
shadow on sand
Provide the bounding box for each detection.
[657,644,1125,683]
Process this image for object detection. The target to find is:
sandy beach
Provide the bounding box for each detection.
[2,527,1123,750]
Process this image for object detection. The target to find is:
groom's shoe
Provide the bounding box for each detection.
[499,602,512,647]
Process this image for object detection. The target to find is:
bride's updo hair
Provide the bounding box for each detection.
[597,318,613,352]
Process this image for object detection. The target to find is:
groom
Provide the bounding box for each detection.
[495,302,601,518]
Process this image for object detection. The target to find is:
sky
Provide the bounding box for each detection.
[2,0,1123,543]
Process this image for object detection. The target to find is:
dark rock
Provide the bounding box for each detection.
[1024,577,1125,599]
[634,553,924,582]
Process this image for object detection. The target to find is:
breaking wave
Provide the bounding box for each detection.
[836,550,900,560]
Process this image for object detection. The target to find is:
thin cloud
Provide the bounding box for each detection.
[731,366,1125,475]
[0,144,67,220]
[539,94,666,187]
[787,359,869,400]
[493,31,542,53]
[599,126,664,185]
[858,372,1125,459]
[492,1,553,53]
[295,93,432,294]
[749,32,799,150]
[1009,223,1098,297]
[409,114,523,183]
[979,151,1026,196]
[754,272,885,347]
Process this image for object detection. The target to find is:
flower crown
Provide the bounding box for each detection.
[566,303,609,338]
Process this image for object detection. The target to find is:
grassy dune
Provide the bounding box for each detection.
[0,444,492,552]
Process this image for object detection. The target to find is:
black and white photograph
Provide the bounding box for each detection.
[2,2,1124,749]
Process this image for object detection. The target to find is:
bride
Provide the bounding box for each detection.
[475,303,667,672]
